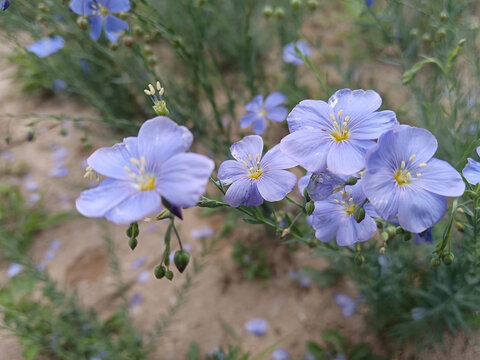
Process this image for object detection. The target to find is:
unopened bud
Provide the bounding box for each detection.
[60,128,68,136]
[109,42,119,51]
[147,55,158,67]
[290,0,302,11]
[143,45,153,56]
[77,16,88,31]
[353,206,365,223]
[409,28,419,38]
[305,201,315,215]
[345,176,358,186]
[262,6,273,18]
[379,247,385,254]
[117,12,127,20]
[354,254,365,266]
[381,231,389,241]
[431,257,441,267]
[440,11,448,21]
[443,252,454,265]
[455,221,465,233]
[307,0,318,10]
[174,250,190,273]
[421,33,431,42]
[274,7,285,19]
[436,28,447,41]
[171,36,183,48]
[122,35,134,47]
[156,209,172,220]
[38,3,48,12]
[165,270,174,280]
[126,222,139,238]
[133,25,143,37]
[128,237,138,250]
[386,226,396,237]
[4,134,11,144]
[154,265,166,279]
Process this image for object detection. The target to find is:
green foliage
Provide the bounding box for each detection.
[188,342,250,360]
[232,241,271,280]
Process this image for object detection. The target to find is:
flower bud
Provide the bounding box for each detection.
[274,7,285,19]
[38,3,48,12]
[386,226,396,237]
[77,16,88,31]
[381,231,389,241]
[409,28,419,37]
[133,25,143,37]
[27,128,35,142]
[290,0,302,11]
[421,33,431,42]
[436,28,447,41]
[354,254,365,266]
[353,206,365,223]
[126,222,139,238]
[262,6,273,19]
[379,247,385,254]
[171,36,183,48]
[4,133,11,144]
[128,237,138,250]
[305,201,315,216]
[154,265,166,279]
[117,12,127,20]
[430,257,441,267]
[440,11,448,21]
[455,221,465,233]
[443,252,454,265]
[143,45,153,56]
[109,42,119,51]
[307,0,318,10]
[174,249,190,273]
[60,128,68,136]
[165,269,174,280]
[344,176,358,186]
[147,55,158,67]
[122,35,134,47]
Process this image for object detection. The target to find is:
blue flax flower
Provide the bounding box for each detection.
[280,89,397,175]
[334,294,356,318]
[311,181,377,246]
[283,40,311,66]
[244,318,268,336]
[218,135,297,207]
[362,125,465,233]
[71,0,130,42]
[413,228,433,245]
[240,93,288,134]
[365,0,374,8]
[1,0,10,10]
[27,36,65,58]
[76,116,214,224]
[272,347,290,360]
[463,146,480,185]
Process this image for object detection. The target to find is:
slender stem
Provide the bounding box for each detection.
[171,219,184,251]
[285,196,304,209]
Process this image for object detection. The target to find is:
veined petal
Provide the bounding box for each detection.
[463,157,480,185]
[252,117,267,134]
[71,0,95,15]
[266,106,288,122]
[256,170,297,202]
[349,110,397,140]
[87,139,138,180]
[312,201,342,242]
[89,15,104,41]
[362,169,400,221]
[327,140,373,176]
[245,95,264,112]
[355,215,377,241]
[287,100,333,132]
[416,158,465,197]
[298,172,311,197]
[137,116,193,172]
[157,153,214,208]
[261,144,297,170]
[76,178,135,218]
[230,135,263,165]
[280,129,329,173]
[224,178,263,207]
[306,170,346,201]
[105,191,161,225]
[240,112,262,128]
[105,14,128,42]
[336,217,358,246]
[105,0,130,12]
[218,160,248,186]
[397,188,446,233]
[328,89,382,121]
[264,92,286,109]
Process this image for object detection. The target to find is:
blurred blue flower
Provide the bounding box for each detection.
[365,0,374,8]
[283,41,311,66]
[28,193,41,205]
[44,249,56,261]
[80,58,91,73]
[463,147,480,185]
[52,145,68,161]
[1,0,10,11]
[27,36,65,58]
[136,270,150,283]
[50,240,62,250]
[312,181,377,246]
[191,226,214,239]
[244,318,268,336]
[218,135,297,207]
[71,0,130,42]
[50,164,69,178]
[280,89,397,175]
[131,255,147,269]
[411,307,426,320]
[240,93,288,134]
[76,117,214,225]
[272,347,290,360]
[53,79,67,93]
[335,354,347,360]
[334,294,356,318]
[413,228,433,245]
[306,170,346,201]
[7,263,23,277]
[363,125,465,233]
[1,151,15,162]
[130,292,143,308]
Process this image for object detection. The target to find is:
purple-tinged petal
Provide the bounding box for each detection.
[312,201,342,242]
[463,157,480,185]
[355,215,377,241]
[411,307,426,320]
[1,0,11,11]
[252,117,267,134]
[266,106,288,122]
[158,153,214,208]
[264,92,286,109]
[230,135,263,165]
[132,256,147,269]
[256,170,297,202]
[44,249,56,261]
[261,145,297,170]
[283,41,311,65]
[298,173,311,197]
[349,110,397,140]
[87,141,136,180]
[280,129,329,173]
[245,95,264,112]
[50,240,61,250]
[413,228,433,245]
[105,0,130,12]
[27,36,65,58]
[397,188,446,233]
[272,347,290,360]
[105,190,161,225]
[76,179,136,218]
[191,226,214,239]
[327,140,373,175]
[7,263,23,277]
[334,294,356,318]
[71,0,95,15]
[328,89,382,121]
[244,318,268,336]
[137,117,193,172]
[89,15,104,41]
[286,99,333,132]
[240,112,262,128]
[136,270,150,283]
[336,217,358,246]
[362,168,399,221]
[130,292,143,308]
[416,158,464,197]
[224,179,263,207]
[307,171,346,201]
[218,160,247,186]
[104,14,129,43]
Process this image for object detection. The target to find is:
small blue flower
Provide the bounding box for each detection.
[136,270,150,283]
[131,255,147,269]
[272,347,290,360]
[463,146,480,185]
[27,36,65,58]
[363,125,465,233]
[244,318,268,336]
[334,294,356,318]
[365,0,374,8]
[1,0,10,11]
[71,0,130,42]
[191,226,214,239]
[53,79,67,93]
[283,40,311,66]
[240,93,288,134]
[312,181,377,246]
[80,58,91,73]
[7,263,23,277]
[130,292,143,308]
[411,307,426,320]
[218,135,297,207]
[305,170,346,201]
[280,89,397,175]
[76,116,214,225]
[413,228,433,245]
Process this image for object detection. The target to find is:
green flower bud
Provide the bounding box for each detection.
[147,55,158,67]
[60,128,68,137]
[77,16,88,31]
[381,231,389,241]
[263,6,273,19]
[345,176,358,186]
[291,0,302,11]
[421,33,431,42]
[133,25,143,37]
[109,42,119,51]
[386,226,397,237]
[305,201,315,216]
[440,11,448,21]
[117,12,127,20]
[455,221,465,233]
[443,252,454,265]
[156,209,172,220]
[436,27,447,41]
[174,250,190,273]
[431,257,441,267]
[122,35,134,47]
[126,222,139,238]
[171,36,183,48]
[165,269,174,280]
[128,237,138,250]
[354,254,365,266]
[154,265,166,279]
[143,45,153,56]
[353,206,365,223]
[307,0,318,10]
[409,28,419,37]
[38,3,48,12]
[274,7,285,19]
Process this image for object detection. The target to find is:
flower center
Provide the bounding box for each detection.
[330,110,351,142]
[92,2,109,16]
[393,156,427,187]
[394,168,411,186]
[258,109,267,118]
[248,167,264,180]
[334,188,357,215]
[242,153,263,180]
[124,156,157,191]
[345,202,356,216]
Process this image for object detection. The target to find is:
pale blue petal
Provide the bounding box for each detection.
[336,217,358,246]
[280,129,329,173]
[334,294,356,318]
[256,170,297,202]
[137,117,193,173]
[312,201,342,242]
[413,228,433,245]
[230,135,263,165]
[105,14,128,42]
[105,0,130,12]
[397,188,446,233]
[355,215,377,241]
[89,15,104,41]
[252,117,267,134]
[224,178,263,207]
[264,92,286,109]
[328,89,382,121]
[362,168,400,221]
[286,100,333,132]
[157,153,214,208]
[327,139,373,175]
[349,110,397,140]
[245,95,264,112]
[105,191,161,225]
[298,173,311,197]
[87,139,137,180]
[240,112,262,128]
[463,158,480,185]
[266,106,288,122]
[416,158,464,197]
[27,36,65,58]
[218,160,247,186]
[76,179,135,218]
[260,144,297,170]
[71,0,94,15]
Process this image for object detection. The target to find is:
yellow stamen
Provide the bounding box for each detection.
[345,203,356,216]
[138,176,156,191]
[419,163,427,168]
[416,173,422,177]
[248,167,264,180]
[344,115,350,122]
[130,157,140,166]
[401,161,406,169]
[394,168,412,186]
[337,109,343,118]
[330,114,336,121]
[409,154,416,162]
